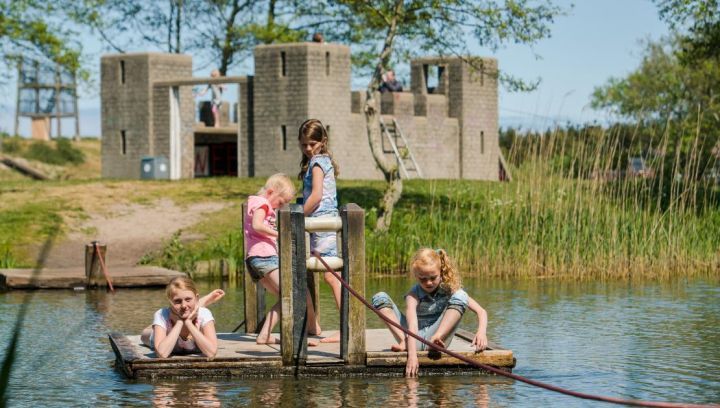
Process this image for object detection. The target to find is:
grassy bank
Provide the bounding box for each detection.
[1,130,718,278]
[1,174,717,278]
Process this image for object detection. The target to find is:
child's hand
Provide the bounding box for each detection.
[184,304,199,324]
[429,334,446,349]
[405,354,419,377]
[471,333,488,351]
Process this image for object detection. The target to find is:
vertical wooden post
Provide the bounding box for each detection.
[85,241,107,287]
[242,202,265,334]
[340,203,366,365]
[279,204,308,365]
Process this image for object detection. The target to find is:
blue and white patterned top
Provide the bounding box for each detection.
[302,155,338,217]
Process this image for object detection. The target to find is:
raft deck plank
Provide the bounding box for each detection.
[110,329,515,379]
[0,266,185,289]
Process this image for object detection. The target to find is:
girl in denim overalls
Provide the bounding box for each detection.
[298,119,342,343]
[372,248,489,376]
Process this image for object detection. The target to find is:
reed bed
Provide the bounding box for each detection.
[363,124,719,279]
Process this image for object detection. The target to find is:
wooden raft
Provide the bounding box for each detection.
[109,329,515,379]
[0,266,185,290]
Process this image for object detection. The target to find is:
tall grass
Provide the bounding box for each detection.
[363,124,719,279]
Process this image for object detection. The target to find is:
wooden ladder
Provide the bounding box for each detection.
[379,117,423,179]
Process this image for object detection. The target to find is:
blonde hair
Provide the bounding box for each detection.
[298,118,339,179]
[165,276,199,300]
[257,173,296,198]
[411,248,461,293]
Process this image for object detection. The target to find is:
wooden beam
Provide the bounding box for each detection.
[153,76,248,87]
[279,204,308,365]
[366,349,515,367]
[340,203,366,365]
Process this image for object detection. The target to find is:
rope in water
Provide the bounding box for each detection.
[311,252,713,408]
[94,242,115,293]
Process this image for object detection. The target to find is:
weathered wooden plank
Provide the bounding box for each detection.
[0,267,184,289]
[85,242,107,287]
[279,205,292,364]
[290,205,308,365]
[366,349,515,367]
[341,204,366,365]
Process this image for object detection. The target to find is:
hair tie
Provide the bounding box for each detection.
[435,248,443,255]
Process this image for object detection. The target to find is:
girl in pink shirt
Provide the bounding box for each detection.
[244,174,321,344]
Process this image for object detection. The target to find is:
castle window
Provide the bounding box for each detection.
[120,60,126,84]
[281,125,287,150]
[280,52,287,77]
[423,64,439,94]
[480,131,485,154]
[121,130,127,155]
[325,52,330,76]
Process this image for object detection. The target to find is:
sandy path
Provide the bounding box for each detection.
[41,199,227,268]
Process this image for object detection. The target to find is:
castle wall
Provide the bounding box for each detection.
[253,44,311,178]
[101,53,193,179]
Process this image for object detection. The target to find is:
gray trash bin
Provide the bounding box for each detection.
[141,156,170,179]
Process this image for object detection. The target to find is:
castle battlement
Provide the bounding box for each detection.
[100,43,501,181]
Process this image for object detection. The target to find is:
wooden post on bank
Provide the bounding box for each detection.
[241,202,265,334]
[340,204,366,365]
[85,241,107,287]
[279,204,308,366]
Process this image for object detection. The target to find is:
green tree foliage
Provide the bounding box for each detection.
[303,0,563,230]
[68,0,313,75]
[655,0,720,62]
[0,1,82,80]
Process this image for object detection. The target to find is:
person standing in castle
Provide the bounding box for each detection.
[379,69,403,93]
[298,118,342,343]
[197,69,225,127]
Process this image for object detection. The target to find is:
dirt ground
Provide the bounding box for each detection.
[42,199,227,268]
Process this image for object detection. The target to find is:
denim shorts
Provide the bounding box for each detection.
[246,255,279,282]
[371,291,467,351]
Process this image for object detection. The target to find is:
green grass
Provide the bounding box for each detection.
[0,126,717,278]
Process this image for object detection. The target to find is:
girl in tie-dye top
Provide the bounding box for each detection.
[298,119,342,343]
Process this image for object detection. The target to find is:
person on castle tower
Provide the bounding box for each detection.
[379,69,403,93]
[196,69,225,128]
[312,32,324,43]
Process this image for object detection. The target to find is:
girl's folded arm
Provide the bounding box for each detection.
[154,321,182,358]
[186,320,218,358]
[303,166,324,215]
[251,206,278,237]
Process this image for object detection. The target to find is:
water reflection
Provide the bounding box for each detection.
[0,277,718,406]
[152,382,220,407]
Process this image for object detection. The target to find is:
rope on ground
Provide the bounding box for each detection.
[94,242,115,293]
[311,252,713,408]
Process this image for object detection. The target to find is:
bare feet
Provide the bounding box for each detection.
[308,339,319,347]
[319,333,341,343]
[390,342,406,352]
[256,336,281,345]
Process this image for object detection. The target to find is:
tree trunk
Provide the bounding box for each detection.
[363,0,404,232]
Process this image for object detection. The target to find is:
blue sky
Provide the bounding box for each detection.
[1,0,668,137]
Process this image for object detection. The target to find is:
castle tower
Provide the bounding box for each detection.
[101,53,193,178]
[411,57,499,180]
[252,43,352,178]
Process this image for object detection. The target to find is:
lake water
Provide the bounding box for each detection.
[1,276,718,407]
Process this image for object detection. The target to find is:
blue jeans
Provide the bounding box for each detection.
[246,255,279,282]
[371,291,468,351]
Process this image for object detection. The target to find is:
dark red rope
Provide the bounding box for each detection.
[95,243,115,293]
[311,252,714,408]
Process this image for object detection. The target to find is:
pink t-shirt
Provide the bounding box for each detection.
[244,195,278,258]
